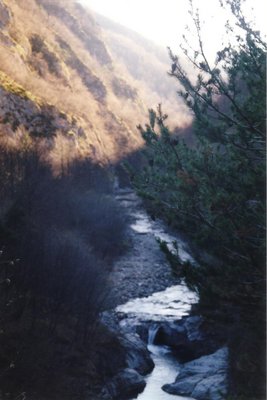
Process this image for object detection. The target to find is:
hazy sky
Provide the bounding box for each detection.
[79,0,266,59]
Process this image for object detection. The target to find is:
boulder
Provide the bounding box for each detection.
[162,347,228,400]
[154,321,187,347]
[153,316,226,362]
[119,333,154,375]
[101,368,146,400]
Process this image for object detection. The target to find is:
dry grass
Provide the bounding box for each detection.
[0,0,193,165]
[100,28,193,129]
[0,0,131,162]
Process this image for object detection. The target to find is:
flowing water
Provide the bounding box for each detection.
[111,188,198,400]
[130,209,195,264]
[117,284,198,324]
[138,344,195,400]
[115,195,198,399]
[117,285,197,400]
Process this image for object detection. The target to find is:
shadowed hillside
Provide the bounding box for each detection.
[0,1,148,397]
[0,1,199,398]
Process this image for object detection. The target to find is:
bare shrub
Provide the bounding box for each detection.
[0,138,130,396]
[17,228,108,336]
[0,142,127,330]
[63,191,128,260]
[66,157,113,192]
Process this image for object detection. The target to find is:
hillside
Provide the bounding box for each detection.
[0,1,265,399]
[0,0,142,165]
[0,2,148,397]
[94,12,190,128]
[0,1,196,398]
[0,0,191,168]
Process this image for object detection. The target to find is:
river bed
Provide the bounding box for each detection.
[113,189,198,399]
[117,284,197,399]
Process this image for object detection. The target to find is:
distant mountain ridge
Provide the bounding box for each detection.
[94,12,190,127]
[94,12,170,63]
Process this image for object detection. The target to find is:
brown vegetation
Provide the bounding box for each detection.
[0,1,197,397]
[0,0,146,163]
[0,132,128,399]
[95,13,192,129]
[0,0,193,165]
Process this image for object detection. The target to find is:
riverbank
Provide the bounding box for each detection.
[100,186,228,400]
[108,188,184,307]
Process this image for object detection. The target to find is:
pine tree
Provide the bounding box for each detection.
[133,1,266,397]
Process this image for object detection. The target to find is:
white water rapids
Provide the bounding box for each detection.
[117,284,198,324]
[115,198,198,399]
[117,285,197,400]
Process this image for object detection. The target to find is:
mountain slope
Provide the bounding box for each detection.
[0,0,192,167]
[93,12,191,128]
[0,0,146,164]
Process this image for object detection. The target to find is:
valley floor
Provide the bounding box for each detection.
[109,188,178,307]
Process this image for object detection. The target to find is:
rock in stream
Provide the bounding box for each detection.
[162,347,229,400]
[102,186,228,400]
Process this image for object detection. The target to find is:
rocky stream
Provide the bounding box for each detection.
[101,185,228,400]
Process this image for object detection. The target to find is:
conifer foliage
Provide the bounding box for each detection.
[133,0,266,397]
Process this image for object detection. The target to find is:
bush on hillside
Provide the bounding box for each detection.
[0,140,128,396]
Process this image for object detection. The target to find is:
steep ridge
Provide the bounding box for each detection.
[93,12,191,128]
[0,0,146,164]
[0,0,192,166]
[0,2,195,398]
